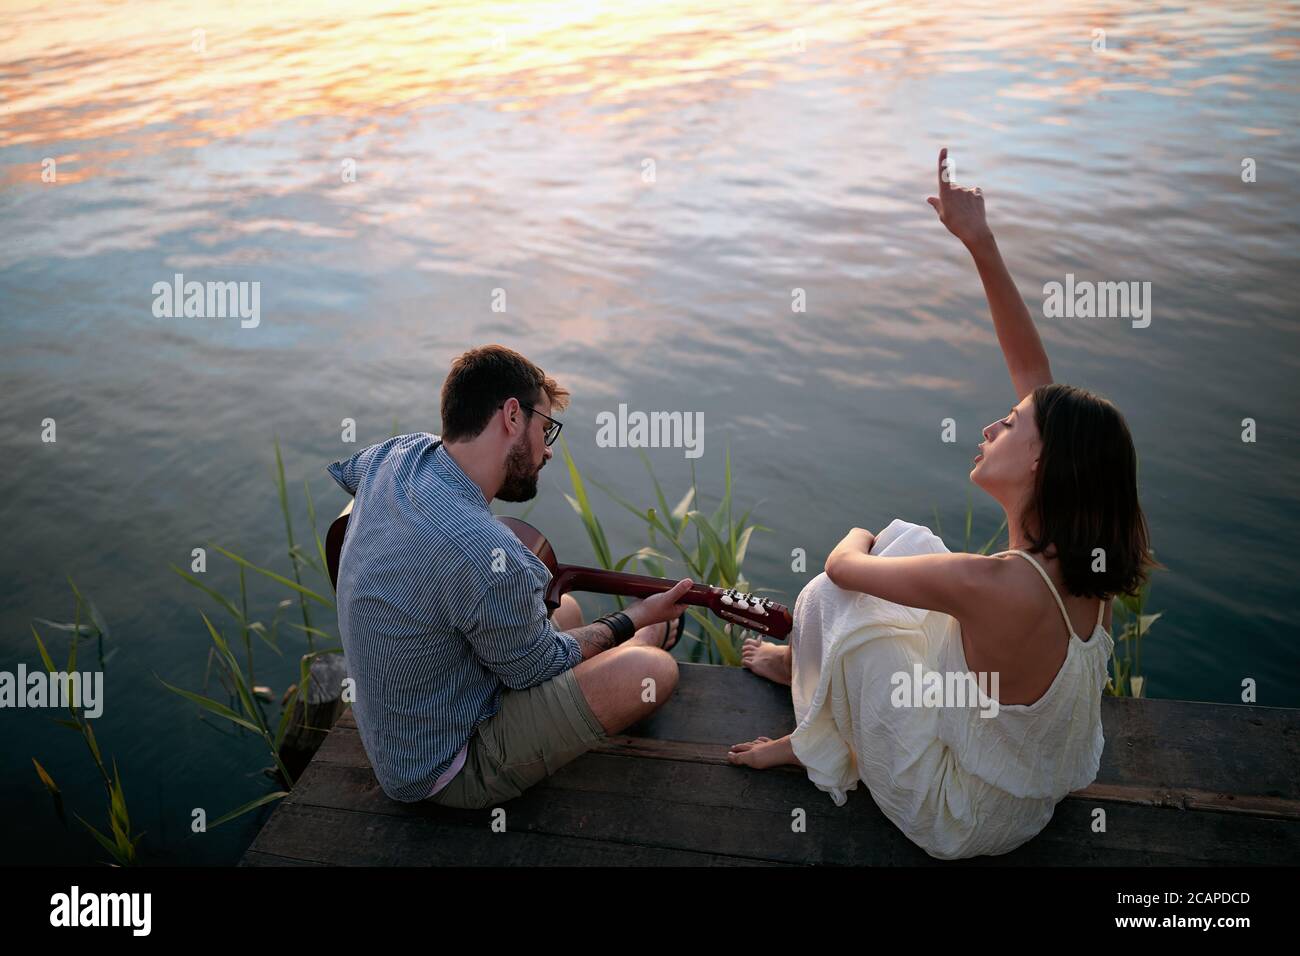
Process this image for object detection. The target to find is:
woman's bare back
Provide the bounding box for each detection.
[959,553,1112,706]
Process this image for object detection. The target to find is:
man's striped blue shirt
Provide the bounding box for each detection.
[326,433,581,802]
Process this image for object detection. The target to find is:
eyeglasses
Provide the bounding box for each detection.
[503,401,563,446]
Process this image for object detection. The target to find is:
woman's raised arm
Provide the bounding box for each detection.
[927,147,1053,401]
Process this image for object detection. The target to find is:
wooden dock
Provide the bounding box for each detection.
[242,663,1300,866]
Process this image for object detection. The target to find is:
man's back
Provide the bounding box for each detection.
[327,432,580,801]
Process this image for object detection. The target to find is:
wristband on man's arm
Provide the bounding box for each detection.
[594,610,636,644]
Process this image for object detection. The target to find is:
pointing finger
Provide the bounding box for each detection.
[938,146,950,192]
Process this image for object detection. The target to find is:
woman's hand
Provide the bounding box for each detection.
[824,528,875,587]
[926,147,993,251]
[826,528,876,572]
[925,146,1052,400]
[847,527,877,553]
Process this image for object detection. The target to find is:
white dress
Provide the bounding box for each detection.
[789,519,1114,860]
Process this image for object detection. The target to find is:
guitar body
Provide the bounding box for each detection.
[324,498,354,590]
[326,505,792,638]
[496,516,559,587]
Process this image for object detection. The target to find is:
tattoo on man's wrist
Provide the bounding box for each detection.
[570,622,615,653]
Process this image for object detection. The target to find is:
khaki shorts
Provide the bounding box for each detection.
[426,667,607,810]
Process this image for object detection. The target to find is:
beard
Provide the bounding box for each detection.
[496,432,543,502]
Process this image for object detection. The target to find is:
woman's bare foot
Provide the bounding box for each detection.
[727,733,802,769]
[742,637,792,686]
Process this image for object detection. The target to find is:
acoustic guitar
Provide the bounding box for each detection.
[325,500,792,638]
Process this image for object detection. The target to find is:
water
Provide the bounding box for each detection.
[2,0,1297,865]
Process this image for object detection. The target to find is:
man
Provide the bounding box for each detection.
[326,344,691,809]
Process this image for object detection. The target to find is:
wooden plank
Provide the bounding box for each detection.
[1011,798,1298,866]
[1077,783,1300,820]
[330,662,798,741]
[254,662,1300,866]
[521,755,1300,866]
[318,723,1300,826]
[623,662,797,742]
[1093,696,1300,799]
[585,738,1300,820]
[330,664,1300,803]
[279,743,1300,866]
[267,756,938,866]
[584,736,1300,818]
[246,802,790,866]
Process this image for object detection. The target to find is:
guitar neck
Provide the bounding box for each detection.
[552,566,715,606]
[490,516,794,638]
[549,564,793,638]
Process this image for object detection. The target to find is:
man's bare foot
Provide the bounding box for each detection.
[627,621,674,648]
[727,733,802,769]
[742,637,792,686]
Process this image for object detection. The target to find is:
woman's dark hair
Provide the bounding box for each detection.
[1022,383,1154,600]
[439,344,569,442]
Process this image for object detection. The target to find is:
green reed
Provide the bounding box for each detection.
[1106,578,1161,698]
[31,580,142,865]
[559,439,772,665]
[165,438,340,828]
[932,492,1009,557]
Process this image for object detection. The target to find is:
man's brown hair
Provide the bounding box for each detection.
[439,345,570,443]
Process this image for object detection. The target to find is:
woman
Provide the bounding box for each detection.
[729,148,1153,860]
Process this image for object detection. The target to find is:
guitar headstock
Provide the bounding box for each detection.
[709,587,793,638]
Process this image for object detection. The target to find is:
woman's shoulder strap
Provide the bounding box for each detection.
[1002,549,1077,640]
